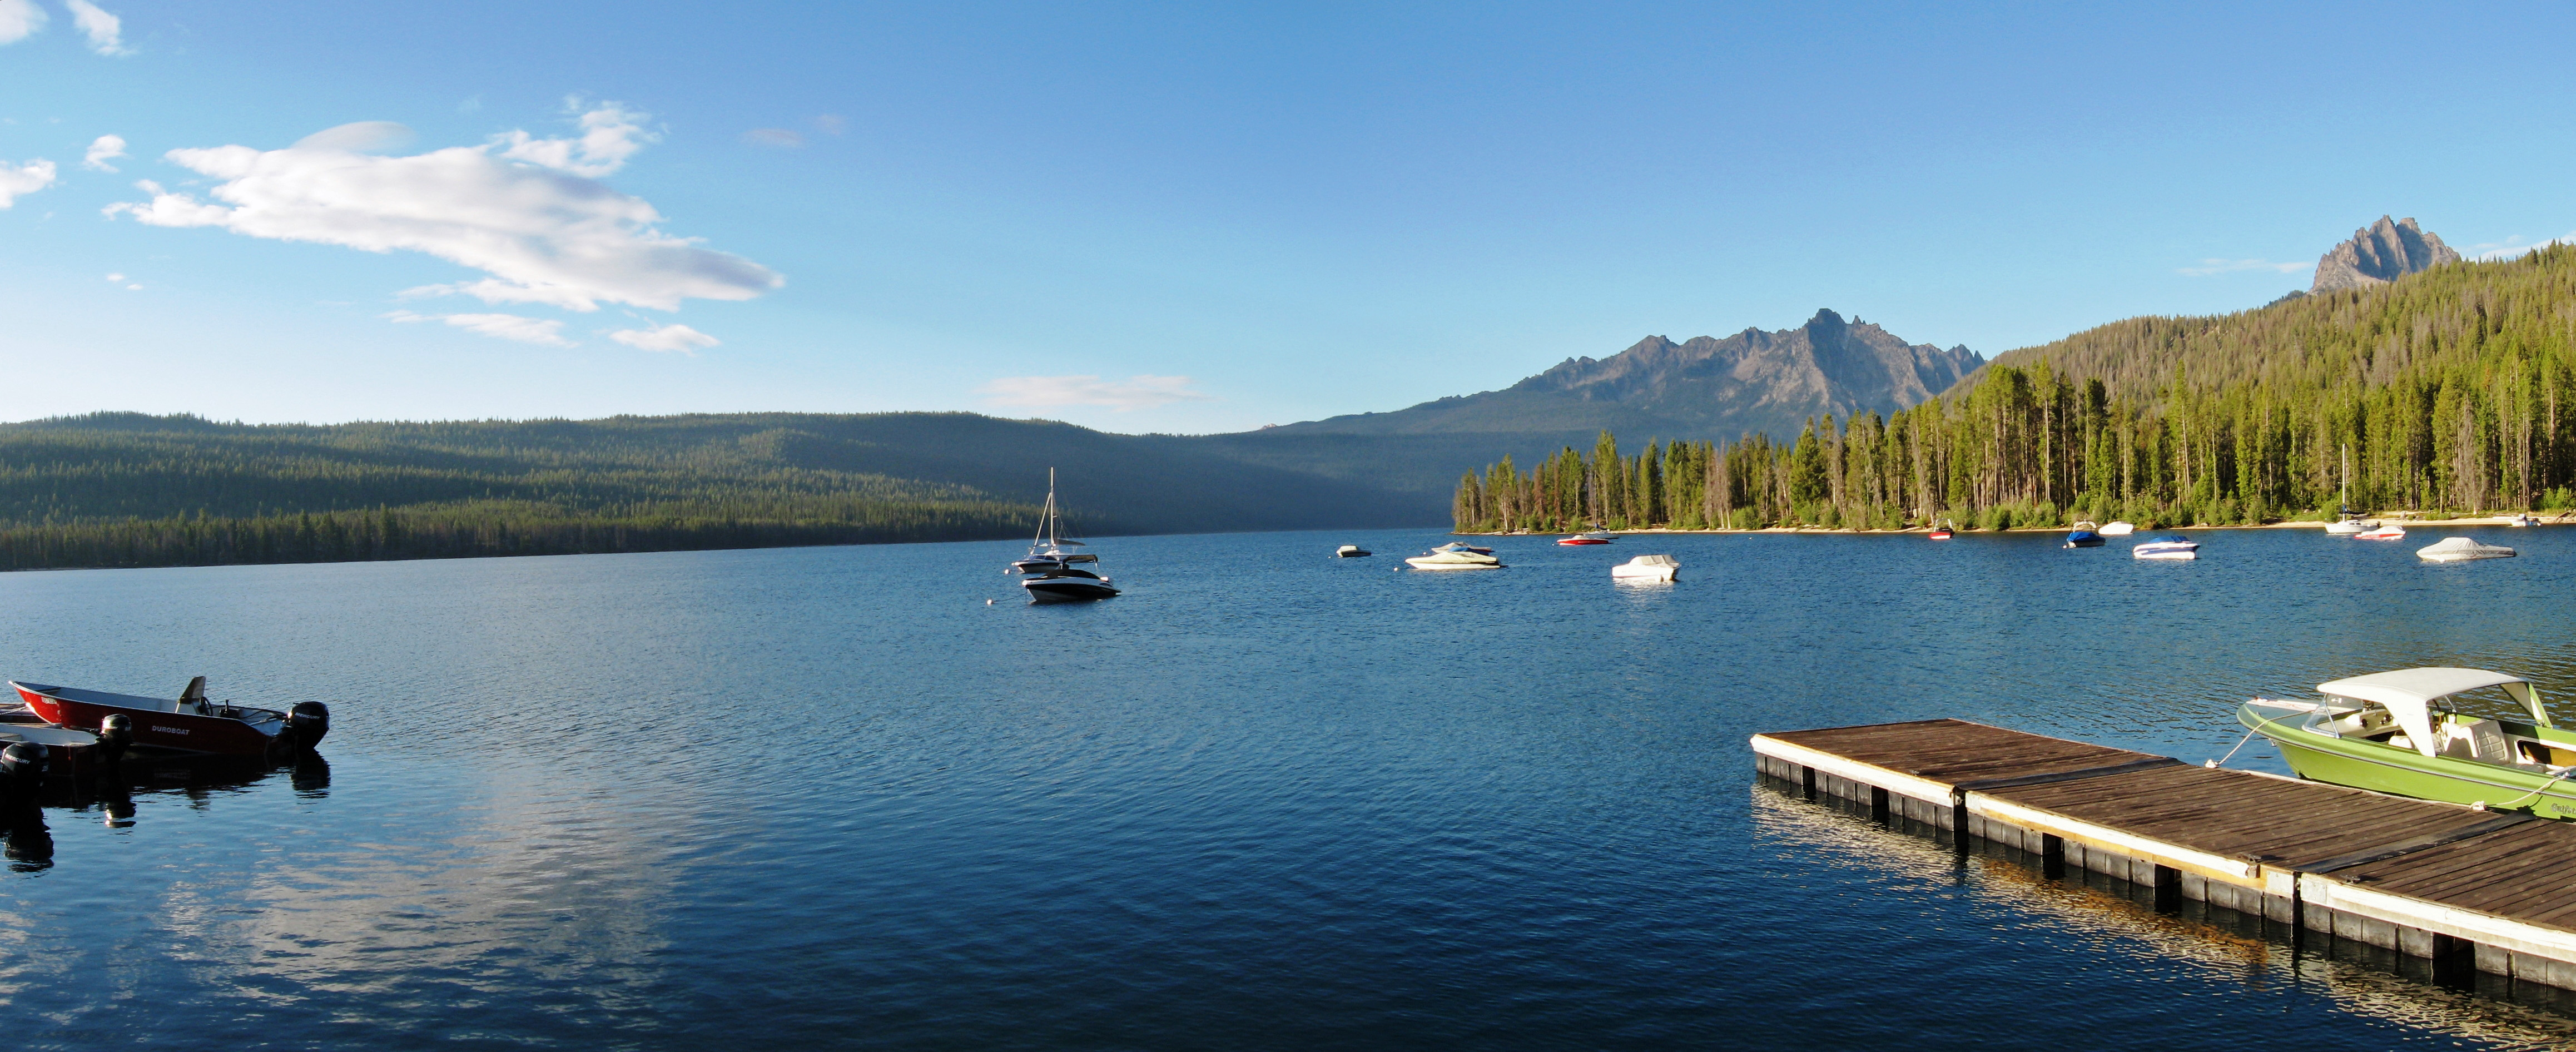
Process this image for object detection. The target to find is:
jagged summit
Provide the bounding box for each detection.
[2312,216,2461,293]
[1257,308,1979,444]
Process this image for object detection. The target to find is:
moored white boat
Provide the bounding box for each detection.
[2506,513,2540,527]
[1556,531,1616,546]
[2097,520,2136,537]
[2064,522,2105,548]
[2355,523,2407,540]
[1405,548,1503,570]
[2417,537,2516,562]
[2132,535,2198,560]
[1334,544,1372,558]
[2323,518,2376,535]
[1610,554,1678,582]
[2237,668,2576,816]
[1014,469,1119,601]
[1022,567,1120,601]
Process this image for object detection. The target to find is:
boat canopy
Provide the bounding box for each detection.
[2318,667,2548,757]
[1622,554,1679,567]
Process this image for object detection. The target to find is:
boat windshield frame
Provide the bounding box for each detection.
[2315,667,2549,758]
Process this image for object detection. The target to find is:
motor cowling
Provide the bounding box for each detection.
[0,742,47,782]
[290,702,329,743]
[96,713,132,771]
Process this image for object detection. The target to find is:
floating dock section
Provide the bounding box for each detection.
[1754,718,2576,989]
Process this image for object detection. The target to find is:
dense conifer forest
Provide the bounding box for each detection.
[0,411,1423,572]
[1453,246,2576,532]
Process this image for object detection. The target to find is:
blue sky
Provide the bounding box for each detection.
[2,2,2571,434]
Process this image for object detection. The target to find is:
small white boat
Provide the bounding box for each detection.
[2097,520,2136,537]
[1556,531,1616,546]
[1610,554,1679,582]
[2355,523,2407,541]
[2418,537,2517,562]
[1405,548,1503,570]
[1335,544,1372,558]
[2324,518,2377,536]
[2506,513,2540,528]
[2132,535,2199,560]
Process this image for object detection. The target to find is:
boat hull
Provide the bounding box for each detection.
[2241,706,2576,819]
[1556,538,1609,545]
[1023,580,1119,602]
[13,683,280,756]
[1405,558,1502,570]
[2064,534,2104,548]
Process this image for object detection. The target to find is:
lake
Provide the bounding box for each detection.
[6,525,2576,1050]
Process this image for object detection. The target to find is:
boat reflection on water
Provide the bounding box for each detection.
[13,751,329,847]
[1751,784,2576,1045]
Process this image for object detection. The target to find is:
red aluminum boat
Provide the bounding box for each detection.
[10,678,325,757]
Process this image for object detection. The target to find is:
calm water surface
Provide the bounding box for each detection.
[6,526,2576,1049]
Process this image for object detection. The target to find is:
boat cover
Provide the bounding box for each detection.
[1623,554,1679,567]
[2417,537,2516,560]
[2318,667,2547,757]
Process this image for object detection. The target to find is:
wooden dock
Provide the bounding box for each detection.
[1754,718,2576,990]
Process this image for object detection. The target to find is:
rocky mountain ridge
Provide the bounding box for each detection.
[2312,215,2460,293]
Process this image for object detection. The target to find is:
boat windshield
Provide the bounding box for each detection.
[2318,667,2549,757]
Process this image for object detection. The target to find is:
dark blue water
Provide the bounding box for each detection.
[6,525,2576,1049]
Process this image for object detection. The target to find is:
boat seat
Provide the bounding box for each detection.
[2440,717,2514,764]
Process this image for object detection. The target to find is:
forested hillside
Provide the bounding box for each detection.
[0,412,1434,571]
[1453,246,2576,532]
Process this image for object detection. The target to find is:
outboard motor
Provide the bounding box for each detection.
[97,713,132,774]
[275,702,330,756]
[0,742,46,813]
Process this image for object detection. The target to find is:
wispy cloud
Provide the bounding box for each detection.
[0,157,57,207]
[107,103,781,312]
[64,0,129,55]
[608,322,718,353]
[0,0,46,45]
[977,375,1214,412]
[2465,232,2576,261]
[2177,258,2311,278]
[83,133,125,171]
[741,128,805,148]
[386,310,574,347]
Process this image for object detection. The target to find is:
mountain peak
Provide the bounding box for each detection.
[2312,215,2460,293]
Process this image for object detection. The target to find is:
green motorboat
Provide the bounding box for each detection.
[2238,667,2576,820]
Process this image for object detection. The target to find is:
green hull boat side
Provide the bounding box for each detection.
[2237,705,2576,821]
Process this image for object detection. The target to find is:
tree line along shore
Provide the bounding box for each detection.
[1452,245,2576,534]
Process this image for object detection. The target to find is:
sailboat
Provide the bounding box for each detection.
[1015,470,1120,602]
[2325,444,2378,535]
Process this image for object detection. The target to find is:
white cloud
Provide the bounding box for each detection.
[976,375,1215,411]
[0,0,45,44]
[83,133,125,171]
[64,0,128,54]
[0,158,57,207]
[293,121,413,153]
[813,115,847,136]
[104,105,782,312]
[493,101,652,177]
[2177,258,2311,277]
[104,272,122,281]
[386,309,573,346]
[608,322,718,353]
[741,128,805,148]
[2466,232,2576,261]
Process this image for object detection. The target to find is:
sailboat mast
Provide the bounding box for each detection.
[1047,467,1060,547]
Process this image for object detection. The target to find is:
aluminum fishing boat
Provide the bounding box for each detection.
[11,677,326,757]
[2238,668,2576,818]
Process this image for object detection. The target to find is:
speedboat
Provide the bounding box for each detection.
[1927,524,1953,540]
[1022,567,1120,602]
[2355,523,2407,540]
[1556,531,1615,545]
[1406,548,1503,570]
[2097,520,2136,537]
[2238,668,2576,817]
[2418,537,2516,562]
[11,677,326,757]
[1334,544,1372,558]
[2064,522,2105,548]
[2132,535,2199,560]
[2506,513,2540,528]
[1610,554,1679,582]
[1432,542,1494,555]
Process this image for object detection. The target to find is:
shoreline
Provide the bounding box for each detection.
[1460,514,2571,537]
